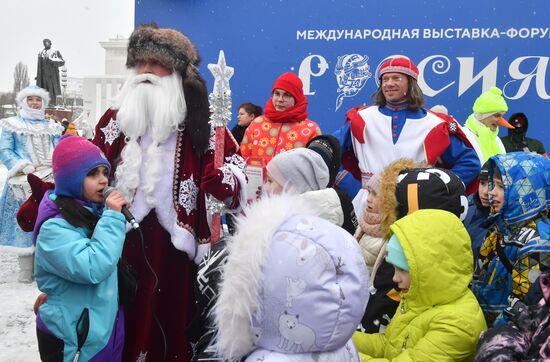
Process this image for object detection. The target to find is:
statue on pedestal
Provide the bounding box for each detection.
[36,39,65,106]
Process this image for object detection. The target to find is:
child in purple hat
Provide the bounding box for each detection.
[33,135,129,362]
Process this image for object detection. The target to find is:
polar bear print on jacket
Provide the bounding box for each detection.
[286,237,319,265]
[278,311,316,352]
[286,277,307,307]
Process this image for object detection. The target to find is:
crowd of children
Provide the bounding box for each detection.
[1,69,549,362]
[8,127,550,362]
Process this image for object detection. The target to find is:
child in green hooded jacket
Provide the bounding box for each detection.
[353,210,486,361]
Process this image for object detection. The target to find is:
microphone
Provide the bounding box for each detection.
[102,186,140,229]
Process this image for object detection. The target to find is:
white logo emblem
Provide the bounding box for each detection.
[334,54,372,111]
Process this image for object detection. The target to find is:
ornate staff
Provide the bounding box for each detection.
[207,50,234,244]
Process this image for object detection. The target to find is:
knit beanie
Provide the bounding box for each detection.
[52,135,111,199]
[379,57,419,80]
[472,87,513,129]
[365,173,381,193]
[395,167,468,221]
[266,148,329,194]
[272,72,304,102]
[479,161,490,181]
[385,234,409,271]
[306,135,341,187]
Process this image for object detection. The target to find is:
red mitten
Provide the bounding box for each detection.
[200,165,236,201]
[16,174,54,232]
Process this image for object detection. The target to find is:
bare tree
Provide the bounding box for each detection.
[13,62,30,95]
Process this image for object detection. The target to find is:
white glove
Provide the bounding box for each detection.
[22,165,35,175]
[194,243,211,265]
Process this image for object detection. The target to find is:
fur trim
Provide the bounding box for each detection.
[0,117,63,136]
[379,159,425,239]
[16,86,50,107]
[213,193,322,360]
[7,159,31,178]
[127,23,211,153]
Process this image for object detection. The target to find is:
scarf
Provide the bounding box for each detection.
[263,96,308,123]
[465,114,504,162]
[359,210,382,237]
[20,106,46,121]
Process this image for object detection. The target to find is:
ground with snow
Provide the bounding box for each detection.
[0,165,41,361]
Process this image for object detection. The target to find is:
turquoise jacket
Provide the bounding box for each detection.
[34,193,126,362]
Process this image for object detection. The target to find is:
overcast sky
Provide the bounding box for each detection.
[0,0,134,93]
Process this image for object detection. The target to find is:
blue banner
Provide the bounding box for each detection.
[136,0,550,148]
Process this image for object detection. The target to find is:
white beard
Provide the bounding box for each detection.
[112,71,187,205]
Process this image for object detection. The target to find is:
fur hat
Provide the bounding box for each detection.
[126,23,210,152]
[306,135,341,187]
[52,135,111,199]
[16,85,50,109]
[379,57,419,80]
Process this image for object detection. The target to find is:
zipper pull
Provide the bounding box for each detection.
[72,351,80,362]
[400,297,405,314]
[401,335,409,352]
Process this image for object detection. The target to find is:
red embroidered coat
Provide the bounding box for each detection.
[93,109,244,245]
[93,109,245,361]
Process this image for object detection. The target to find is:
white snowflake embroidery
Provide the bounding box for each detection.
[178,174,199,215]
[219,164,235,190]
[207,127,217,152]
[136,351,147,362]
[449,121,457,133]
[100,118,120,145]
[224,153,246,170]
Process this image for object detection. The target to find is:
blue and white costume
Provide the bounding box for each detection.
[0,86,63,252]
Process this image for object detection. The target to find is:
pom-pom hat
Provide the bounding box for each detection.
[52,135,111,200]
[473,87,514,129]
[379,57,419,80]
